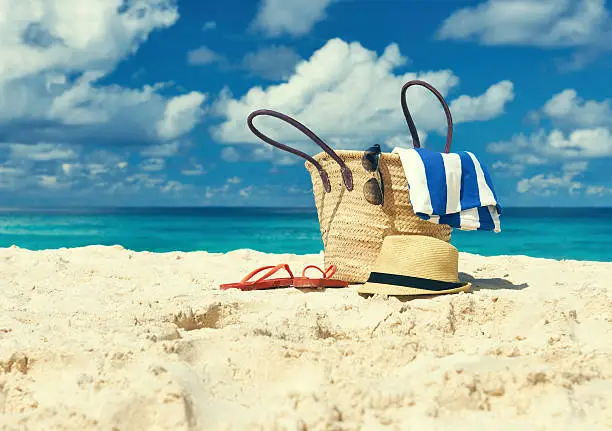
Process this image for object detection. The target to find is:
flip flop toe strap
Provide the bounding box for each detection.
[301,264,337,279]
[241,264,294,284]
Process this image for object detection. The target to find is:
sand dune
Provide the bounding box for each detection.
[1,245,611,430]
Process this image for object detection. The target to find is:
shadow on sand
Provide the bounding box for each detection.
[458,272,529,292]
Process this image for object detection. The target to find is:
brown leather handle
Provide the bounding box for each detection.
[401,80,453,153]
[247,109,353,192]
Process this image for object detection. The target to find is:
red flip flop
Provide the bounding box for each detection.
[293,265,348,288]
[220,264,294,291]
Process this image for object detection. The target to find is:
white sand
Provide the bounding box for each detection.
[1,245,611,430]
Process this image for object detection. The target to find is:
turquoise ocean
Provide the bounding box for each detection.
[0,207,610,262]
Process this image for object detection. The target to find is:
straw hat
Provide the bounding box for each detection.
[357,235,471,296]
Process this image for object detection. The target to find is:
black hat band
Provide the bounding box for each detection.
[367,272,465,292]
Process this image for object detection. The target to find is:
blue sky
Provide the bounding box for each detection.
[1,0,611,207]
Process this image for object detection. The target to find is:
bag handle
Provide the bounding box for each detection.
[247,109,353,192]
[400,80,453,153]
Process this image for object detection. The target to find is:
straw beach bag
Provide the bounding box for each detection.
[247,80,454,283]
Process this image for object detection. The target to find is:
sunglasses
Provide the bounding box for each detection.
[362,144,384,206]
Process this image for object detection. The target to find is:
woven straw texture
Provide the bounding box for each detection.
[368,235,460,282]
[357,235,470,296]
[305,150,452,284]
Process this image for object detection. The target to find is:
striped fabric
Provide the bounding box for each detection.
[393,147,502,232]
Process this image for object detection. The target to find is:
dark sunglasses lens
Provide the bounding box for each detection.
[364,178,383,205]
[366,144,381,153]
[362,151,379,172]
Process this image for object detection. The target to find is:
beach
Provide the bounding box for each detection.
[1,245,611,430]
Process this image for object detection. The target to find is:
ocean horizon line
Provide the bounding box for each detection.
[2,205,612,211]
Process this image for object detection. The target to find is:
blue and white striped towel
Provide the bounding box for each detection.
[393,147,502,232]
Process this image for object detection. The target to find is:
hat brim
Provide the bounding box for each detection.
[357,281,471,296]
[356,272,471,296]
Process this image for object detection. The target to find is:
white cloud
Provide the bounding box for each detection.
[181,160,206,176]
[243,146,298,165]
[242,45,302,80]
[383,133,426,150]
[449,81,515,123]
[287,186,312,195]
[562,160,589,175]
[87,163,108,176]
[239,186,254,198]
[202,21,217,31]
[156,92,206,141]
[0,164,26,190]
[59,159,122,179]
[0,0,206,161]
[113,172,194,197]
[204,183,230,199]
[436,0,611,48]
[61,163,75,175]
[489,87,612,197]
[488,127,612,161]
[492,161,524,177]
[213,38,515,160]
[0,0,178,81]
[140,158,165,172]
[490,88,612,198]
[1,73,206,149]
[187,46,223,66]
[0,165,23,176]
[516,161,591,195]
[126,173,164,188]
[161,180,188,193]
[516,172,583,195]
[512,154,548,165]
[60,162,90,177]
[227,176,242,184]
[586,185,612,195]
[0,139,203,203]
[141,141,181,157]
[489,134,610,196]
[8,143,78,161]
[38,174,70,190]
[46,72,156,125]
[541,89,612,129]
[251,0,334,37]
[221,147,241,163]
